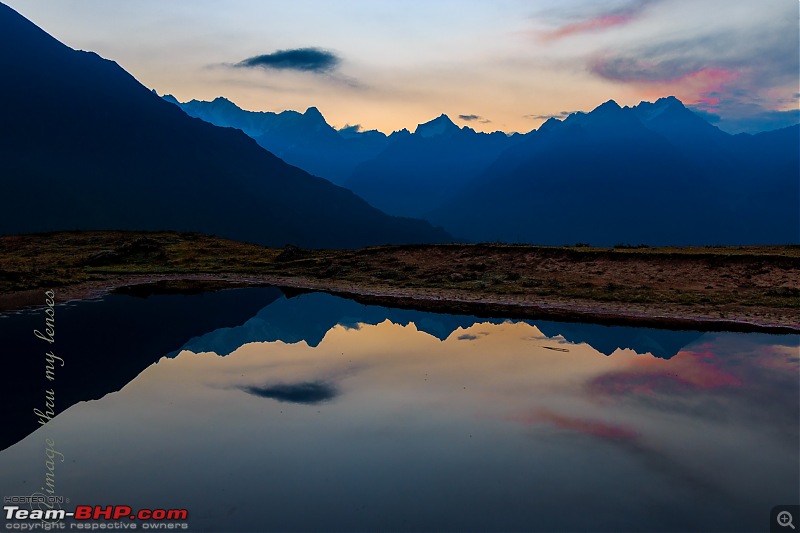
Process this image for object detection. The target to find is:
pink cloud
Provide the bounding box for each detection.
[589,56,740,110]
[655,67,740,110]
[540,14,635,42]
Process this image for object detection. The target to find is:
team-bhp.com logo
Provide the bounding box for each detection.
[4,505,189,529]
[72,507,187,521]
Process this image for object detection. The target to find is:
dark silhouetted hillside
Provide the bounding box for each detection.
[0,3,449,248]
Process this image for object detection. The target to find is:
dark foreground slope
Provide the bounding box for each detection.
[0,3,449,248]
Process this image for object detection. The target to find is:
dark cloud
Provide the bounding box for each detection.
[524,111,575,120]
[458,334,478,341]
[458,114,491,124]
[589,55,689,83]
[592,0,660,19]
[241,381,338,404]
[236,47,340,73]
[339,123,362,134]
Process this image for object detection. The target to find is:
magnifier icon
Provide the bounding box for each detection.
[778,511,796,530]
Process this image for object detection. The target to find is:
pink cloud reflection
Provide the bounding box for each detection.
[511,408,639,441]
[588,348,742,397]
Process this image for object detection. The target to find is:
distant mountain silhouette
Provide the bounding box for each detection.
[164,96,522,218]
[163,95,389,186]
[432,98,799,245]
[164,92,797,245]
[345,115,520,217]
[180,292,499,355]
[181,291,703,361]
[534,320,704,359]
[0,4,449,248]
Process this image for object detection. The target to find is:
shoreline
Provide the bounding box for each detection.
[2,273,797,334]
[2,231,797,334]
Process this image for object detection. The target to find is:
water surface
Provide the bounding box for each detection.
[1,289,797,532]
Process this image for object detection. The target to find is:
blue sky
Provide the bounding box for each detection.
[5,0,798,133]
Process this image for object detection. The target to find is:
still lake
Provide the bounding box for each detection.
[0,287,797,532]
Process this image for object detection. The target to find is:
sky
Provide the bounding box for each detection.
[5,0,799,134]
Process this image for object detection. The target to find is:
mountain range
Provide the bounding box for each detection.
[164,96,521,218]
[181,291,705,360]
[0,3,449,248]
[162,95,391,187]
[168,96,798,246]
[2,1,796,248]
[434,98,799,245]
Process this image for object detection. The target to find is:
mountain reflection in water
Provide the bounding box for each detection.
[0,288,796,532]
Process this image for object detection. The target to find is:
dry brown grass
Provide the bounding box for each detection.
[1,231,798,330]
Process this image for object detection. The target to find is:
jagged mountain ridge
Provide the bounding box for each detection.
[163,95,521,214]
[345,114,520,217]
[181,291,706,360]
[164,93,797,245]
[431,98,799,245]
[163,95,390,185]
